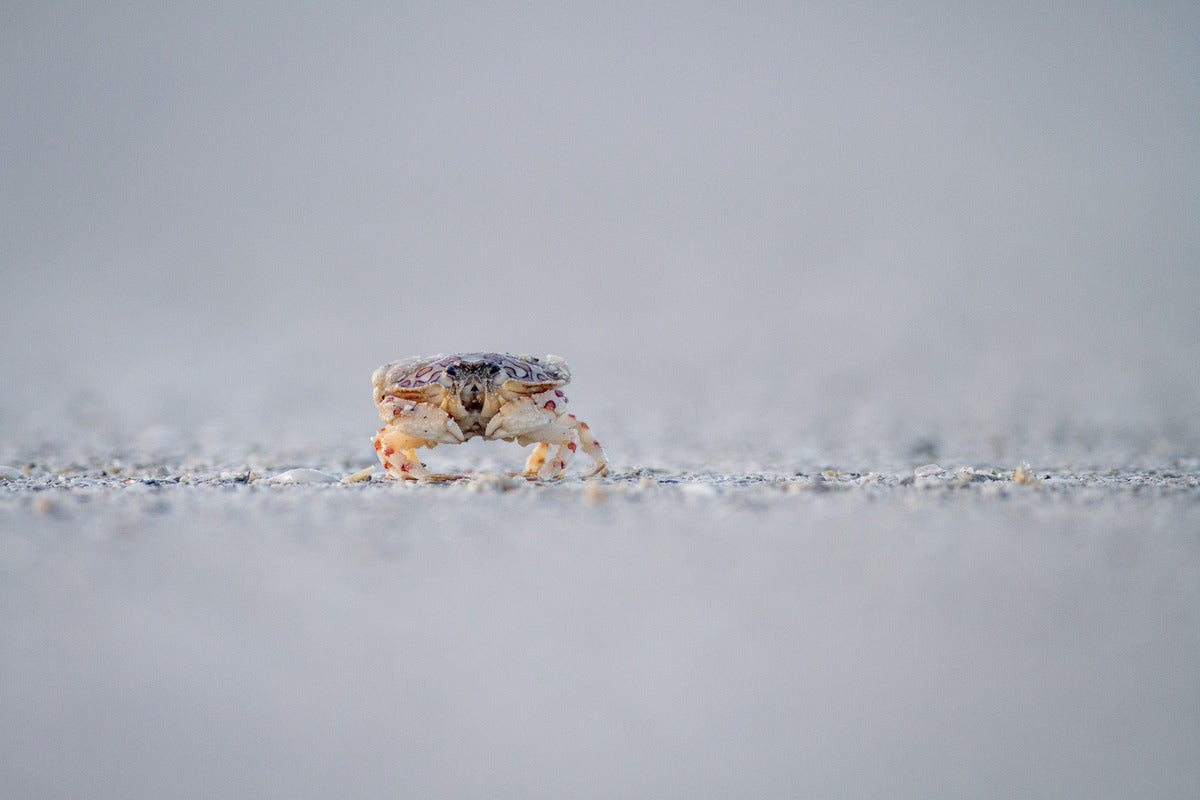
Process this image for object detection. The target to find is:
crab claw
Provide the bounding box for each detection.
[484,396,556,441]
[562,413,608,477]
[384,400,466,444]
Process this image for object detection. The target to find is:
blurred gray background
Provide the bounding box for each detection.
[3,0,1199,466]
[4,6,1200,799]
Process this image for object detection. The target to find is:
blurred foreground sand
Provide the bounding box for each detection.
[2,463,1199,798]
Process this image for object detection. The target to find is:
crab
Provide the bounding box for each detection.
[371,352,608,481]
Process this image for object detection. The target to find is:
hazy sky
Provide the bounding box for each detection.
[3,2,1198,457]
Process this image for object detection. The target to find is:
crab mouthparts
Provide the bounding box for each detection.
[459,380,486,413]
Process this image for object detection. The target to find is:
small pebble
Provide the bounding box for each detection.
[1012,463,1042,487]
[949,467,986,487]
[914,463,945,478]
[342,467,375,483]
[268,468,340,484]
[0,465,26,480]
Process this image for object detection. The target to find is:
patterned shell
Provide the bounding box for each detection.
[377,353,571,393]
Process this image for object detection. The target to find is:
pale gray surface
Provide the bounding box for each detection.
[2,467,1199,799]
[2,2,1200,798]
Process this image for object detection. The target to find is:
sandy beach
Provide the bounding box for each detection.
[3,458,1199,797]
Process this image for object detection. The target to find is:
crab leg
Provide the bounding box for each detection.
[520,434,577,480]
[496,418,575,479]
[373,427,432,480]
[556,413,608,477]
[526,391,604,478]
[517,418,604,479]
[524,442,550,475]
[505,421,576,479]
[537,440,578,480]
